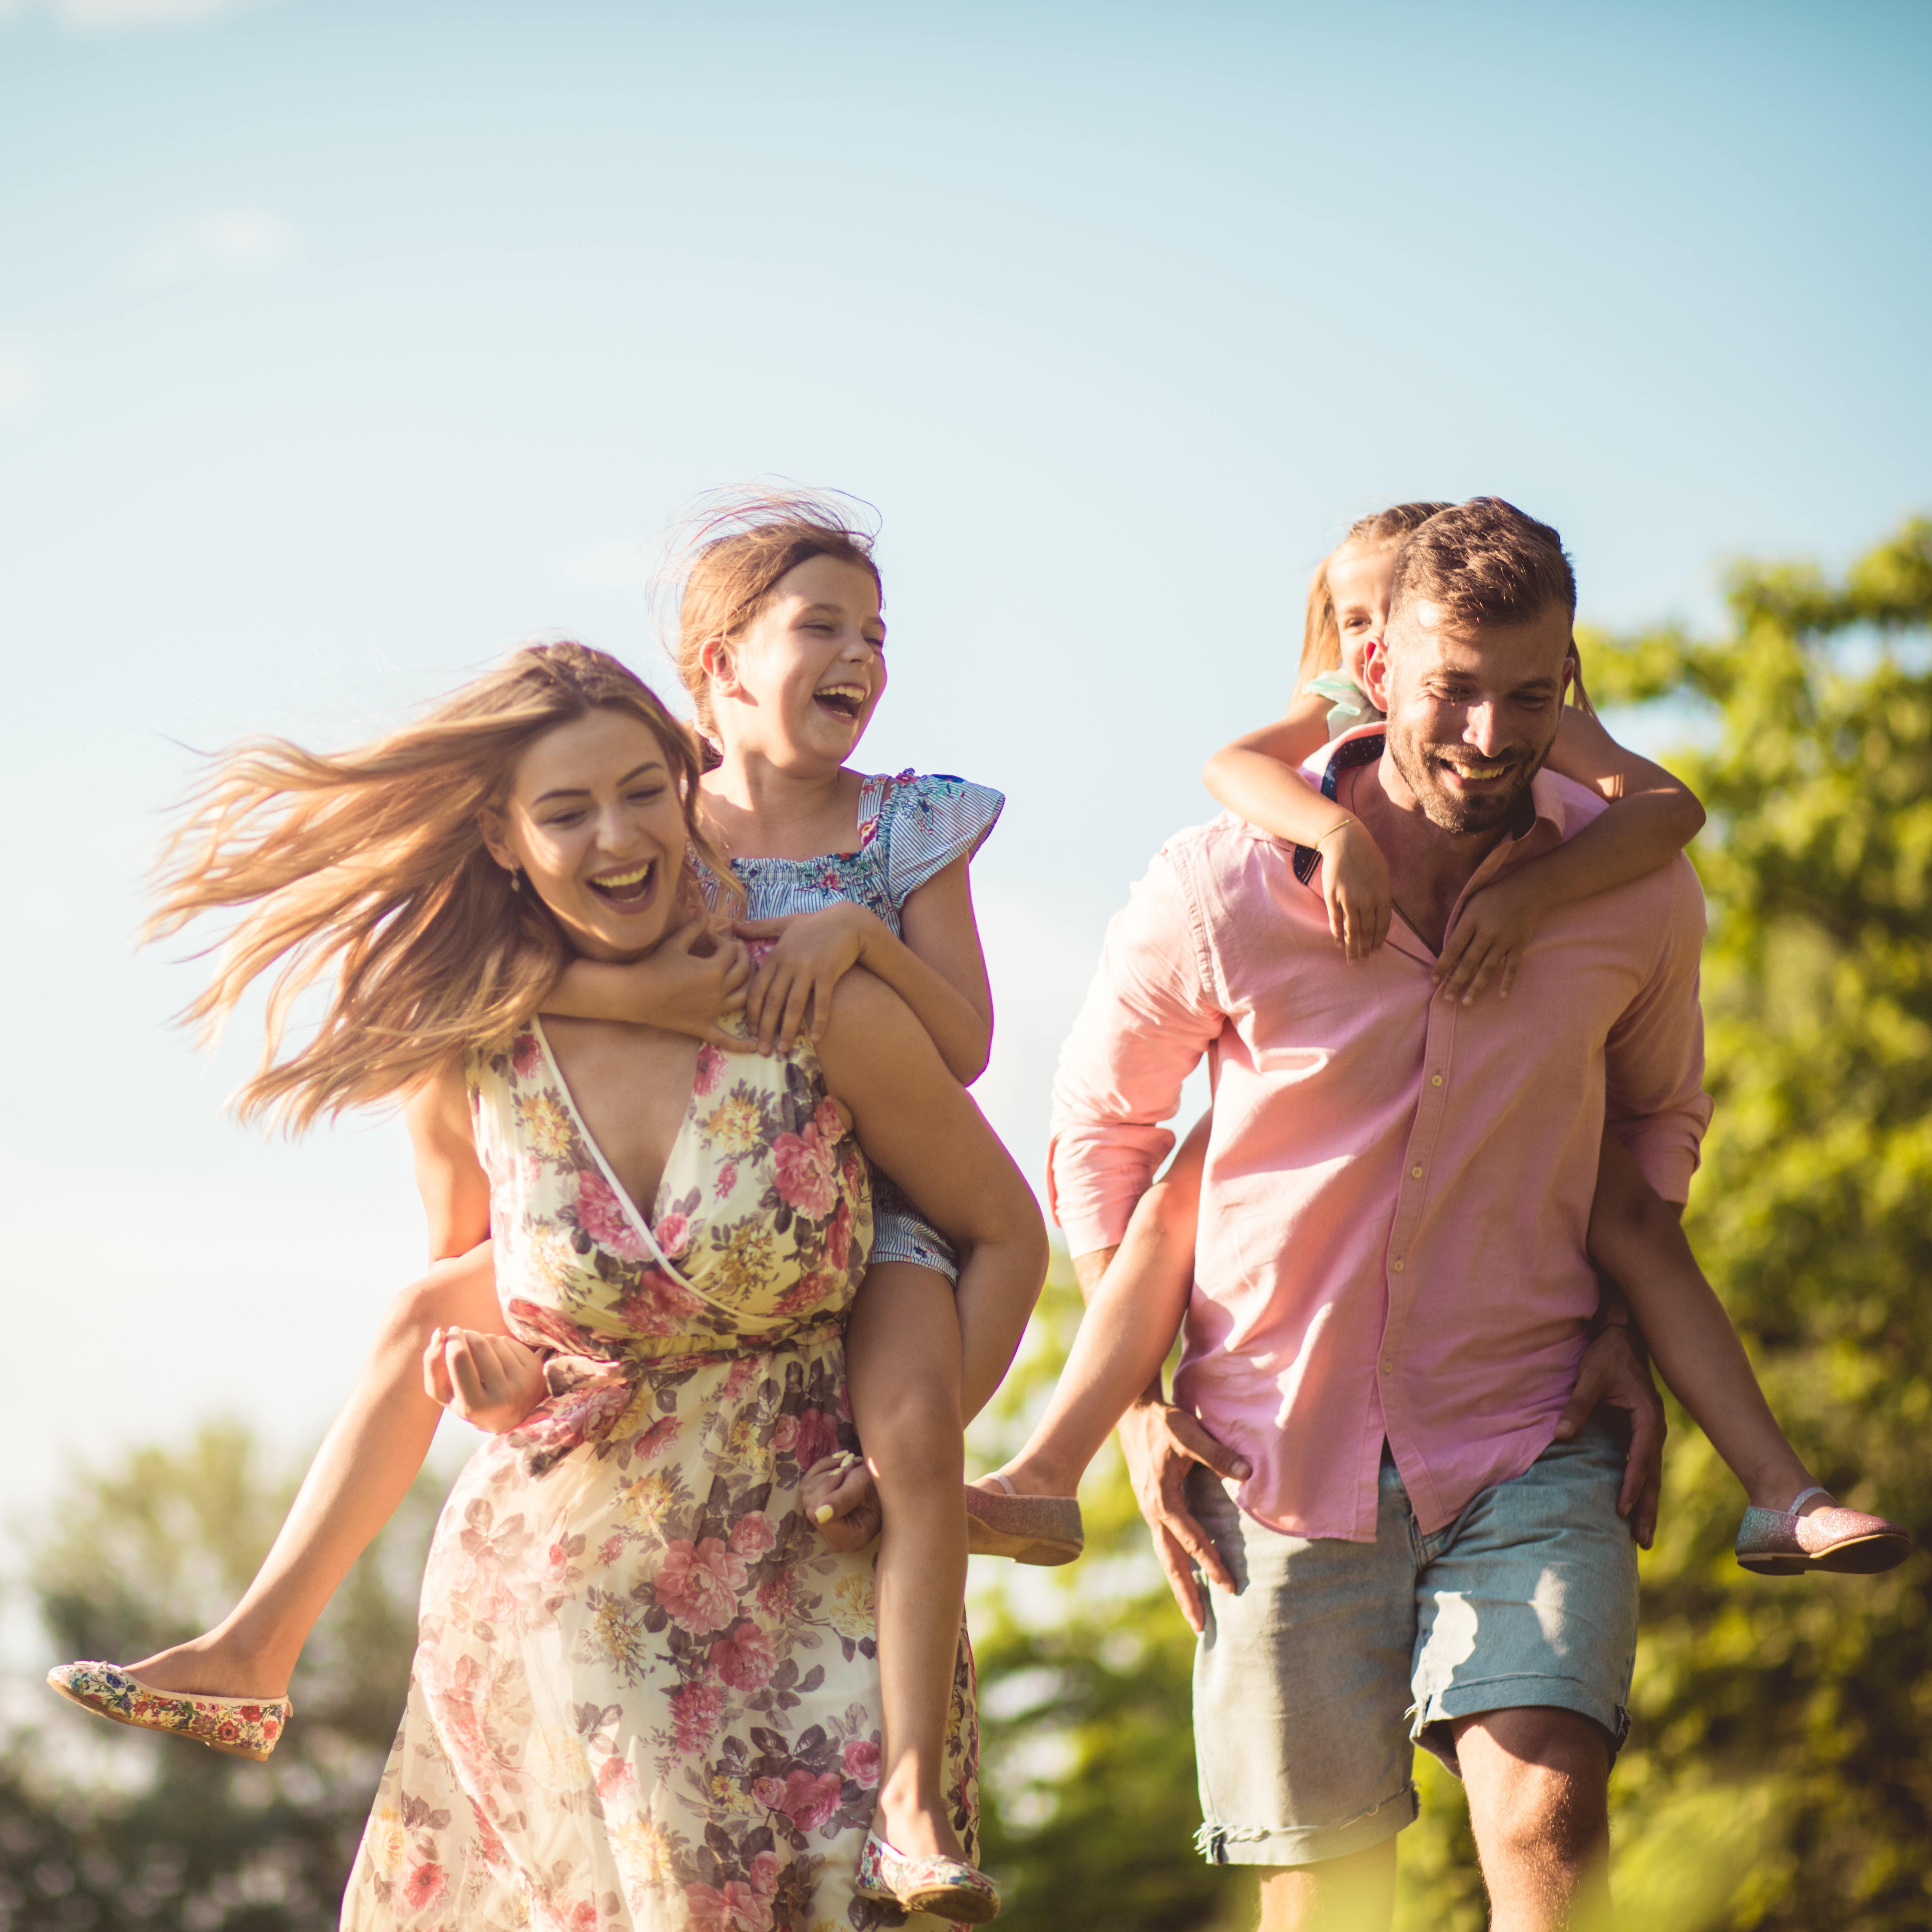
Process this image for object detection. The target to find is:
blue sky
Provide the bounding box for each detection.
[1,0,1928,1516]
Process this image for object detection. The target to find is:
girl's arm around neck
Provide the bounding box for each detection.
[1435,707,1707,1004]
[1531,706,1707,909]
[1203,693,1393,962]
[405,1063,493,1262]
[817,969,1047,1422]
[1200,692,1349,845]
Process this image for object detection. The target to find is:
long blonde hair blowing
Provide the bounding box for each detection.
[151,642,730,1132]
[665,486,883,750]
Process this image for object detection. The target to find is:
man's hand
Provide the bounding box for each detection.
[1117,1398,1253,1633]
[1554,1325,1666,1547]
[423,1326,549,1434]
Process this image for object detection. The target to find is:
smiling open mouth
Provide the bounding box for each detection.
[587,859,657,908]
[1437,755,1515,785]
[813,682,866,723]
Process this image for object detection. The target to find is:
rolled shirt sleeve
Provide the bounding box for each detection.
[1047,842,1227,1254]
[1604,854,1714,1203]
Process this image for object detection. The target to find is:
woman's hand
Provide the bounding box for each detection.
[734,905,877,1054]
[423,1325,548,1433]
[1433,870,1550,1005]
[1319,820,1393,962]
[800,1450,881,1550]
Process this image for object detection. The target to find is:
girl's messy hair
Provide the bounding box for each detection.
[665,486,883,748]
[149,641,731,1132]
[1297,501,1452,692]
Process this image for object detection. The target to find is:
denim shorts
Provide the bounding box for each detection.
[1189,1425,1639,1868]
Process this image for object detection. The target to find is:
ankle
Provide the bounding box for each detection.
[996,1447,1080,1498]
[1741,1461,1825,1514]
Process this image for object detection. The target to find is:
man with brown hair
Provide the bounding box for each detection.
[1049,499,1706,1928]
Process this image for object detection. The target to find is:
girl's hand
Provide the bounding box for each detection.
[734,905,876,1054]
[1434,870,1548,1004]
[547,918,754,1051]
[423,1325,548,1433]
[1319,820,1393,962]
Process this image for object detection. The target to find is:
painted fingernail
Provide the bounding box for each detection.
[814,1504,835,1525]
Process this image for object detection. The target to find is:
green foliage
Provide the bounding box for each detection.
[1576,515,1932,1929]
[4,1422,442,1932]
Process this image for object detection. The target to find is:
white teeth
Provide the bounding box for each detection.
[591,863,653,889]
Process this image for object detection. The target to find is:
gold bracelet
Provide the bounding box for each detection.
[1313,821,1353,846]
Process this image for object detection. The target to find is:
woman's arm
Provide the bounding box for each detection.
[1202,697,1391,961]
[738,853,994,1083]
[405,1063,547,1431]
[1587,1130,1812,1512]
[817,969,1048,1420]
[404,1062,493,1261]
[1002,1111,1209,1496]
[540,916,752,1050]
[1433,707,1707,1003]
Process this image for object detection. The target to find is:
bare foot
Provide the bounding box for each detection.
[801,1453,882,1552]
[123,1635,290,1701]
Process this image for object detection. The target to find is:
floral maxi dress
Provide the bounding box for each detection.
[341,1023,978,1932]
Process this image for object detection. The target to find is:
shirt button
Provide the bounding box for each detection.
[1381,1358,1393,1374]
[1392,1257,1405,1272]
[1430,1072,1443,1087]
[1410,1165,1424,1179]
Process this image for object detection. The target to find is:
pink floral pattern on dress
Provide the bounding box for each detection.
[342,1022,978,1931]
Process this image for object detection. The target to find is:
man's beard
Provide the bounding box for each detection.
[1383,728,1541,836]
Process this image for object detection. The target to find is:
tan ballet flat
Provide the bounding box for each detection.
[965,1472,1083,1565]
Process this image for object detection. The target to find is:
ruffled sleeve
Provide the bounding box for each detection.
[873,771,1005,908]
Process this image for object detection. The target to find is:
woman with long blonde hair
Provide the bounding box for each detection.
[51,642,1044,1928]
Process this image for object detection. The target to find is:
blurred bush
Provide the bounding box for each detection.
[2,1423,444,1932]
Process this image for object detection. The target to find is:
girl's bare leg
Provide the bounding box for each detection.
[127,1245,500,1699]
[845,1260,970,1863]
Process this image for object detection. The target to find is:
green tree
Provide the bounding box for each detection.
[1576,515,1932,1928]
[4,1422,441,1932]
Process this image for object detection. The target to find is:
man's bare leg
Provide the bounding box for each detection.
[1256,1839,1397,1932]
[125,1245,499,1700]
[1456,1708,1611,1931]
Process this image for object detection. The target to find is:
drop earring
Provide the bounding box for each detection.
[509,866,524,894]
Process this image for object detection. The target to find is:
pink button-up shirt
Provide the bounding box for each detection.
[1048,733,1712,1540]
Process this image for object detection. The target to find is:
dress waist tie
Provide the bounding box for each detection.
[507,1312,848,1478]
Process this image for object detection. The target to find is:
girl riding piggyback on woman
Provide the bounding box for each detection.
[49,492,1071,1927]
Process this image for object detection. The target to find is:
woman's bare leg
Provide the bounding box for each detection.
[844,1260,970,1863]
[127,1244,499,1699]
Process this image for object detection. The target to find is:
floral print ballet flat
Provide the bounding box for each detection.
[855,1828,1001,1923]
[46,1661,290,1761]
[1735,1486,1912,1576]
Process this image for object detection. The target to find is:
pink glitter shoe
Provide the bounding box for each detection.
[46,1661,291,1762]
[1735,1486,1912,1576]
[965,1473,1083,1566]
[855,1828,1001,1923]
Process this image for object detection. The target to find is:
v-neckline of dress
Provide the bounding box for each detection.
[529,1015,701,1286]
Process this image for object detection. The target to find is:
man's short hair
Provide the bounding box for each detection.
[1388,497,1575,631]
